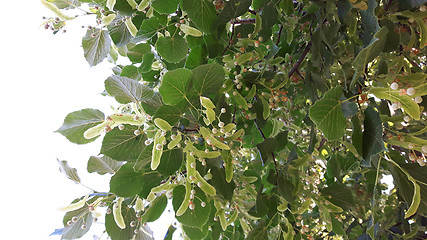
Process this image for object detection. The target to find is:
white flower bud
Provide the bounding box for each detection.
[404,116,411,122]
[218,122,225,128]
[390,82,399,90]
[415,96,423,104]
[212,128,218,134]
[201,202,206,207]
[407,88,416,96]
[134,130,141,136]
[118,124,125,130]
[156,144,163,150]
[171,135,177,140]
[145,139,151,145]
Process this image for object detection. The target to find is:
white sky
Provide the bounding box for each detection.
[0,2,174,239]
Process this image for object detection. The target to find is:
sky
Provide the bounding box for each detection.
[0,2,174,239]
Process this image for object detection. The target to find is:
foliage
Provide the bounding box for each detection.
[44,0,427,239]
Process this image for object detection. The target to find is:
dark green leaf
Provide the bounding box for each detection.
[87,155,124,175]
[256,138,277,164]
[172,185,211,229]
[151,0,179,14]
[82,28,112,67]
[309,86,346,140]
[105,204,137,240]
[210,166,236,201]
[56,108,105,144]
[352,27,388,76]
[156,36,188,63]
[134,17,161,42]
[192,63,225,96]
[352,115,363,156]
[141,195,168,222]
[359,0,380,45]
[139,53,155,73]
[321,182,355,210]
[218,0,252,24]
[246,220,268,240]
[181,0,218,34]
[274,131,288,152]
[156,149,183,177]
[153,105,183,126]
[101,126,147,162]
[105,75,154,104]
[182,223,209,239]
[185,45,207,69]
[261,1,278,29]
[362,106,385,164]
[277,170,296,202]
[140,92,163,116]
[110,163,146,197]
[159,68,194,106]
[127,43,151,63]
[326,154,341,179]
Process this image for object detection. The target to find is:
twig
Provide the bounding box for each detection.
[222,22,236,55]
[288,41,312,78]
[384,0,393,11]
[230,18,255,25]
[276,24,283,45]
[254,118,279,176]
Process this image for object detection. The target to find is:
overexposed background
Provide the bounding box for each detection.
[0,2,174,239]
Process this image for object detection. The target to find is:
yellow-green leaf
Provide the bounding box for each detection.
[125,18,138,37]
[113,197,126,229]
[405,178,421,218]
[370,87,420,120]
[180,24,203,37]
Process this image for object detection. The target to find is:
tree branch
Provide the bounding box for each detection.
[230,18,255,25]
[288,41,312,78]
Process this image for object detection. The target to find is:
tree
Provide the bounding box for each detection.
[44,0,427,239]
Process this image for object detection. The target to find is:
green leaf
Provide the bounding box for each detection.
[156,36,188,63]
[139,52,155,73]
[109,163,146,197]
[57,159,81,184]
[210,165,236,201]
[218,0,252,24]
[352,27,388,76]
[105,204,138,240]
[256,138,277,164]
[56,108,105,144]
[151,0,179,14]
[321,182,355,210]
[362,106,385,163]
[172,185,211,229]
[192,63,225,96]
[141,92,163,116]
[159,68,194,106]
[62,210,93,239]
[246,221,268,240]
[87,155,124,175]
[82,28,112,67]
[351,115,363,156]
[101,126,147,162]
[181,0,218,34]
[359,0,380,45]
[277,170,296,202]
[261,1,278,29]
[182,224,209,239]
[141,194,168,222]
[185,45,207,69]
[221,150,233,183]
[309,86,347,140]
[107,16,133,47]
[105,75,154,104]
[153,105,183,126]
[370,87,420,120]
[127,43,151,63]
[134,17,161,42]
[156,149,183,177]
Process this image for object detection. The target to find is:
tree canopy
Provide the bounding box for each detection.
[44,0,427,239]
